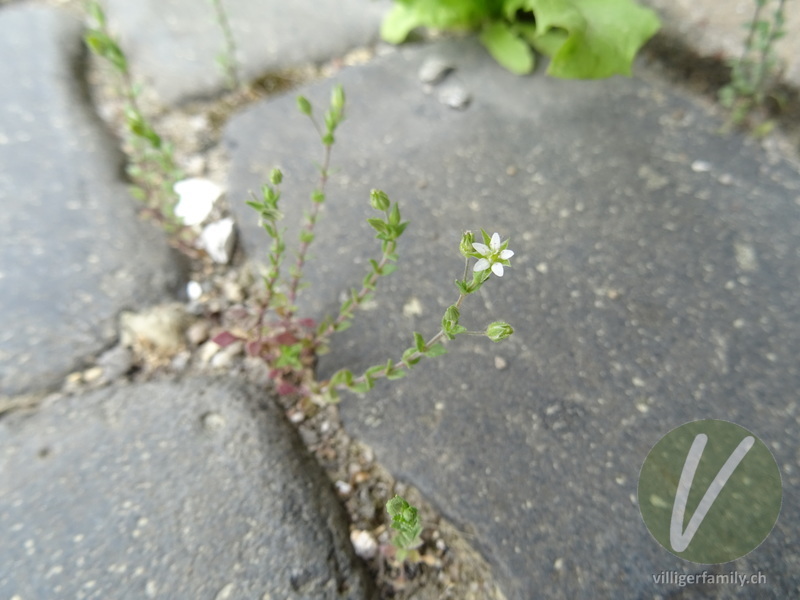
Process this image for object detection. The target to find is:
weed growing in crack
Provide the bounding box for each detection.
[719,0,787,132]
[209,0,241,91]
[386,495,424,563]
[84,1,191,239]
[213,86,515,404]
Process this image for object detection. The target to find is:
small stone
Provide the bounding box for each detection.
[437,83,471,110]
[536,262,549,274]
[494,356,508,370]
[186,280,203,301]
[222,280,244,303]
[690,160,711,173]
[173,178,222,225]
[200,218,237,264]
[120,304,189,358]
[186,320,211,346]
[335,480,353,496]
[82,366,103,383]
[418,57,454,85]
[718,173,733,185]
[211,341,244,368]
[350,529,378,560]
[199,340,221,364]
[554,557,565,571]
[202,412,226,431]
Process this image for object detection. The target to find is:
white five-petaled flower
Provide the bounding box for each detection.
[473,232,514,277]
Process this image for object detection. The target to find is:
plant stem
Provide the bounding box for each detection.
[210,0,240,89]
[286,138,332,319]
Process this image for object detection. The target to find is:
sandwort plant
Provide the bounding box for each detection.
[84,1,186,233]
[213,86,515,405]
[719,0,787,132]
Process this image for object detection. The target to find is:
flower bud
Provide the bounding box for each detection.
[459,231,475,257]
[331,84,346,112]
[370,189,391,211]
[269,168,283,185]
[486,321,513,342]
[442,305,460,332]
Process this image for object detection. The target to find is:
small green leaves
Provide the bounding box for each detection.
[386,495,423,562]
[486,321,514,342]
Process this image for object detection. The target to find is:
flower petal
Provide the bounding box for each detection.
[474,258,490,272]
[499,249,514,259]
[491,262,504,276]
[490,233,501,250]
[472,242,490,256]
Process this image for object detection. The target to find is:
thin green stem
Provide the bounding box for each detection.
[210,0,240,89]
[285,140,332,319]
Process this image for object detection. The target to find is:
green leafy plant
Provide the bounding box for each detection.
[718,0,787,131]
[213,86,515,404]
[386,495,423,562]
[84,1,187,236]
[382,0,661,78]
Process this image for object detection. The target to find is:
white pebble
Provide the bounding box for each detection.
[200,218,237,264]
[350,530,378,560]
[173,178,222,225]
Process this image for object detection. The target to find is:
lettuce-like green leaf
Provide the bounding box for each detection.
[504,0,660,78]
[479,22,535,74]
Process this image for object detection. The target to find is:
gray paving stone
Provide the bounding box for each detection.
[0,377,373,599]
[225,39,800,599]
[0,5,185,398]
[100,0,390,105]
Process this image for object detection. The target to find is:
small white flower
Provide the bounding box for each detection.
[473,232,514,277]
[173,178,223,225]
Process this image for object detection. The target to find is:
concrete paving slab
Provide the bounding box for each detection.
[0,5,185,398]
[0,377,373,599]
[225,39,800,599]
[100,0,390,105]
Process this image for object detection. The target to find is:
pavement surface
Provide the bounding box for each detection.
[1,1,799,599]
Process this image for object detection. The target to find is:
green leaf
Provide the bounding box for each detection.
[511,0,660,79]
[381,4,427,43]
[387,369,407,380]
[424,343,447,357]
[296,96,312,115]
[413,332,426,352]
[330,369,354,387]
[367,218,388,234]
[479,22,535,74]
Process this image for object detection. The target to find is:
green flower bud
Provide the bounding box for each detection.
[442,305,460,331]
[486,321,513,342]
[296,95,312,116]
[459,231,475,257]
[370,189,391,211]
[331,84,345,112]
[269,168,283,185]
